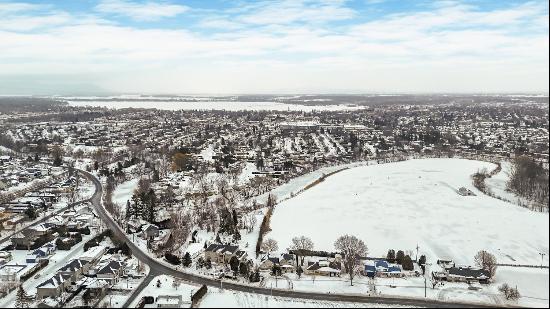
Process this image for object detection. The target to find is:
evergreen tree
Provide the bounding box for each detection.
[182,252,192,267]
[402,255,414,271]
[396,250,405,265]
[271,264,282,276]
[15,285,28,308]
[232,229,241,242]
[296,265,303,278]
[229,256,240,275]
[386,249,396,262]
[239,262,249,278]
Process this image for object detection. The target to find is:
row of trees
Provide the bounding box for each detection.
[507,156,549,212]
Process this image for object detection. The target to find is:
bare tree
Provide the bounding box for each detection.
[474,250,497,278]
[291,236,314,266]
[334,234,368,286]
[169,210,191,252]
[261,238,278,257]
[499,283,521,301]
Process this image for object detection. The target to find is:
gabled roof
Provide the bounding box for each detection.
[448,266,490,279]
[205,244,239,255]
[58,259,89,273]
[97,260,123,275]
[37,273,68,289]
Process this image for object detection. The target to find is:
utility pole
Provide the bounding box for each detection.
[539,253,546,267]
[424,276,427,297]
[416,244,420,262]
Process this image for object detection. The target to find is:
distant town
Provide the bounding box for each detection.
[0,95,548,308]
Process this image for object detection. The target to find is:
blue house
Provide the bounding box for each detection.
[364,260,403,278]
[375,260,389,270]
[365,264,376,278]
[25,254,39,263]
[33,248,48,258]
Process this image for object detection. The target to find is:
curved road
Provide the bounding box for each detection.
[83,170,498,308]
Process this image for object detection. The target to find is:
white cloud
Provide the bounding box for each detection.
[0,2,45,14]
[0,0,547,94]
[95,0,189,21]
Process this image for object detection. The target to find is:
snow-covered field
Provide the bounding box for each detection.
[67,100,365,112]
[268,158,549,266]
[199,288,416,308]
[112,178,139,207]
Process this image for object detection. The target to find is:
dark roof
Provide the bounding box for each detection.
[37,274,68,289]
[281,253,294,261]
[97,260,123,275]
[235,250,247,258]
[58,259,89,273]
[205,244,239,254]
[268,257,280,264]
[448,267,490,279]
[307,263,320,271]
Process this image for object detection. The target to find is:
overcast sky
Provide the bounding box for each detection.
[0,0,548,95]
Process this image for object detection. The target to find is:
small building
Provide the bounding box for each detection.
[305,260,341,277]
[36,273,72,299]
[447,266,491,284]
[156,295,185,308]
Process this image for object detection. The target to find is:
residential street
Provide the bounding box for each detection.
[83,169,496,308]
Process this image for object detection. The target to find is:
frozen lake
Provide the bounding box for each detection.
[67,100,366,112]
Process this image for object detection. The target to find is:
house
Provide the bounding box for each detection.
[204,244,247,264]
[0,251,12,265]
[364,260,404,278]
[25,254,40,263]
[80,245,107,264]
[36,273,72,299]
[33,248,50,259]
[437,258,455,270]
[305,260,341,277]
[96,260,125,284]
[141,224,160,239]
[156,295,187,308]
[83,278,109,300]
[259,257,280,271]
[446,266,491,284]
[0,264,25,281]
[57,259,90,282]
[280,253,295,266]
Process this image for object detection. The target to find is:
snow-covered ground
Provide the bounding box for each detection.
[268,158,549,266]
[112,178,139,207]
[128,275,199,308]
[490,266,549,308]
[67,100,366,112]
[127,275,417,308]
[199,287,417,308]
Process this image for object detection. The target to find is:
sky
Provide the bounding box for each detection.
[0,0,548,95]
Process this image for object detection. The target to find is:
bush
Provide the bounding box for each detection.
[499,283,521,300]
[165,253,181,265]
[84,229,112,251]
